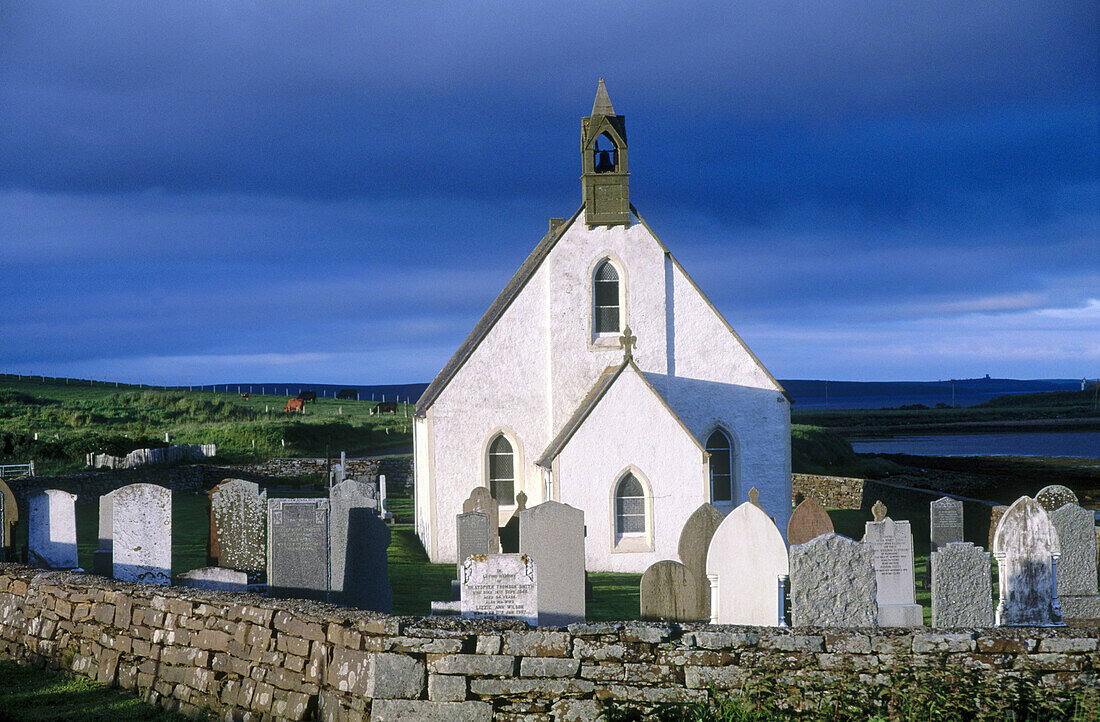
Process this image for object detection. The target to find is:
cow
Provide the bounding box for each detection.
[296,391,317,403]
[285,398,305,413]
[377,401,397,414]
[240,393,250,401]
[336,388,358,400]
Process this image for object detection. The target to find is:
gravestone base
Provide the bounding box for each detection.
[1060,595,1100,622]
[879,604,923,627]
[179,567,249,593]
[430,600,461,615]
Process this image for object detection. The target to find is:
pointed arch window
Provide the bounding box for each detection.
[593,260,620,334]
[615,473,646,535]
[706,429,734,503]
[487,434,515,506]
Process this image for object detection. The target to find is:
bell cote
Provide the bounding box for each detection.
[581,79,630,227]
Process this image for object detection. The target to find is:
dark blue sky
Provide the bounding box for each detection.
[2,2,1097,384]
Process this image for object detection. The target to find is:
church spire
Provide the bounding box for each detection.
[581,79,630,227]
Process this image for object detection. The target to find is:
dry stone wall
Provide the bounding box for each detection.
[0,564,1096,722]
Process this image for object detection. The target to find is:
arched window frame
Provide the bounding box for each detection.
[608,466,654,553]
[704,426,739,507]
[483,429,523,507]
[589,254,627,346]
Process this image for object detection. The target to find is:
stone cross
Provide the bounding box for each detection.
[748,486,761,508]
[619,325,637,361]
[872,500,887,522]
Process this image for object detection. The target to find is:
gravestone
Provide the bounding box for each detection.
[460,553,537,626]
[639,560,703,621]
[93,489,118,576]
[1035,485,1078,512]
[1048,502,1100,622]
[988,505,1009,551]
[706,500,789,626]
[0,479,17,562]
[210,479,267,572]
[268,498,331,602]
[27,489,78,569]
[863,502,923,626]
[463,487,500,553]
[178,567,248,593]
[519,501,585,626]
[992,496,1064,626]
[330,480,392,611]
[787,497,834,546]
[790,533,878,627]
[112,484,172,585]
[499,491,527,553]
[676,503,725,621]
[456,511,491,578]
[930,497,964,553]
[930,542,993,628]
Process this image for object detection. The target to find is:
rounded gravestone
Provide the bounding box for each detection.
[639,560,703,622]
[992,496,1063,626]
[1035,485,1078,512]
[787,497,835,546]
[706,501,789,626]
[677,503,725,620]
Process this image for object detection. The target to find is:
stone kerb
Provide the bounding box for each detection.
[0,564,1096,721]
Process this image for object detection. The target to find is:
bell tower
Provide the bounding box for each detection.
[581,79,630,227]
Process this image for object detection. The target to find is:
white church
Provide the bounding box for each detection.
[414,81,791,573]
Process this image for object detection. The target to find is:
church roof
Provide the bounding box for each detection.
[535,357,704,468]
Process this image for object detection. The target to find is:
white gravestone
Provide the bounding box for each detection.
[993,496,1064,627]
[1048,503,1100,621]
[706,499,789,626]
[863,502,923,626]
[1035,485,1078,512]
[210,479,267,572]
[519,501,585,627]
[112,483,172,585]
[930,497,964,553]
[931,542,993,628]
[28,489,79,569]
[460,553,537,626]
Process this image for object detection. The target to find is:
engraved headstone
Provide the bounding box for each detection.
[676,503,725,621]
[930,497,964,553]
[330,480,392,611]
[93,489,118,576]
[931,542,993,628]
[787,497,834,546]
[268,498,331,602]
[706,500,789,626]
[1048,503,1100,621]
[178,567,248,593]
[790,533,878,627]
[112,483,171,585]
[639,560,703,621]
[1035,485,1078,512]
[463,487,500,553]
[460,553,537,626]
[863,505,923,626]
[519,501,585,626]
[210,479,267,572]
[456,511,491,578]
[992,496,1064,626]
[0,479,17,562]
[27,489,78,569]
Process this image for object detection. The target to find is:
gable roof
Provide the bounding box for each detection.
[415,203,586,416]
[535,358,705,468]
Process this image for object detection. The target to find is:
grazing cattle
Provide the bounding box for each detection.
[296,391,317,403]
[285,398,305,413]
[377,401,397,414]
[240,393,250,401]
[336,388,358,400]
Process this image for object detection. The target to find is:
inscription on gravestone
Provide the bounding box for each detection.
[930,497,963,553]
[460,553,537,626]
[863,505,923,626]
[456,511,491,578]
[210,479,267,572]
[268,499,330,602]
[112,484,172,585]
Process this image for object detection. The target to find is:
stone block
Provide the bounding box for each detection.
[468,678,595,697]
[428,674,467,702]
[370,700,492,722]
[501,630,570,657]
[519,657,581,677]
[427,653,514,676]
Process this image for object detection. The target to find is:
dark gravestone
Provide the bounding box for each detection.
[676,503,725,621]
[0,487,5,562]
[930,497,964,553]
[93,489,117,576]
[640,560,703,621]
[337,507,393,612]
[463,487,500,553]
[268,499,331,602]
[499,491,527,553]
[0,479,16,562]
[456,511,491,578]
[787,497,835,546]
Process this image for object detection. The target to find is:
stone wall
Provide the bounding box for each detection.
[0,564,1095,721]
[792,473,866,509]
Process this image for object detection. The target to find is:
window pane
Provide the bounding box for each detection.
[712,474,732,502]
[618,513,645,534]
[490,480,514,506]
[595,262,619,281]
[618,476,642,497]
[490,435,512,455]
[489,452,513,480]
[594,279,618,306]
[595,307,619,333]
[707,430,734,503]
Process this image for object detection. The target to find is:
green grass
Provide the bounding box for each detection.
[0,660,202,721]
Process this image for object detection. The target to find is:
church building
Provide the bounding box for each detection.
[414,81,791,573]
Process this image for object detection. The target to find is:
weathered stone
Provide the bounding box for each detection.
[931,542,993,628]
[27,489,78,569]
[462,487,500,553]
[468,677,595,696]
[1035,485,1078,511]
[460,554,537,626]
[428,674,467,702]
[1048,502,1100,622]
[519,657,581,677]
[930,497,964,553]
[787,497,834,546]
[427,653,515,676]
[112,484,171,585]
[209,479,267,572]
[863,512,923,626]
[501,630,570,657]
[707,500,789,625]
[790,533,877,627]
[992,496,1064,626]
[639,560,703,622]
[520,501,585,627]
[177,567,248,593]
[268,498,330,602]
[330,481,392,612]
[676,503,725,620]
[456,511,491,579]
[988,505,1009,551]
[371,700,492,722]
